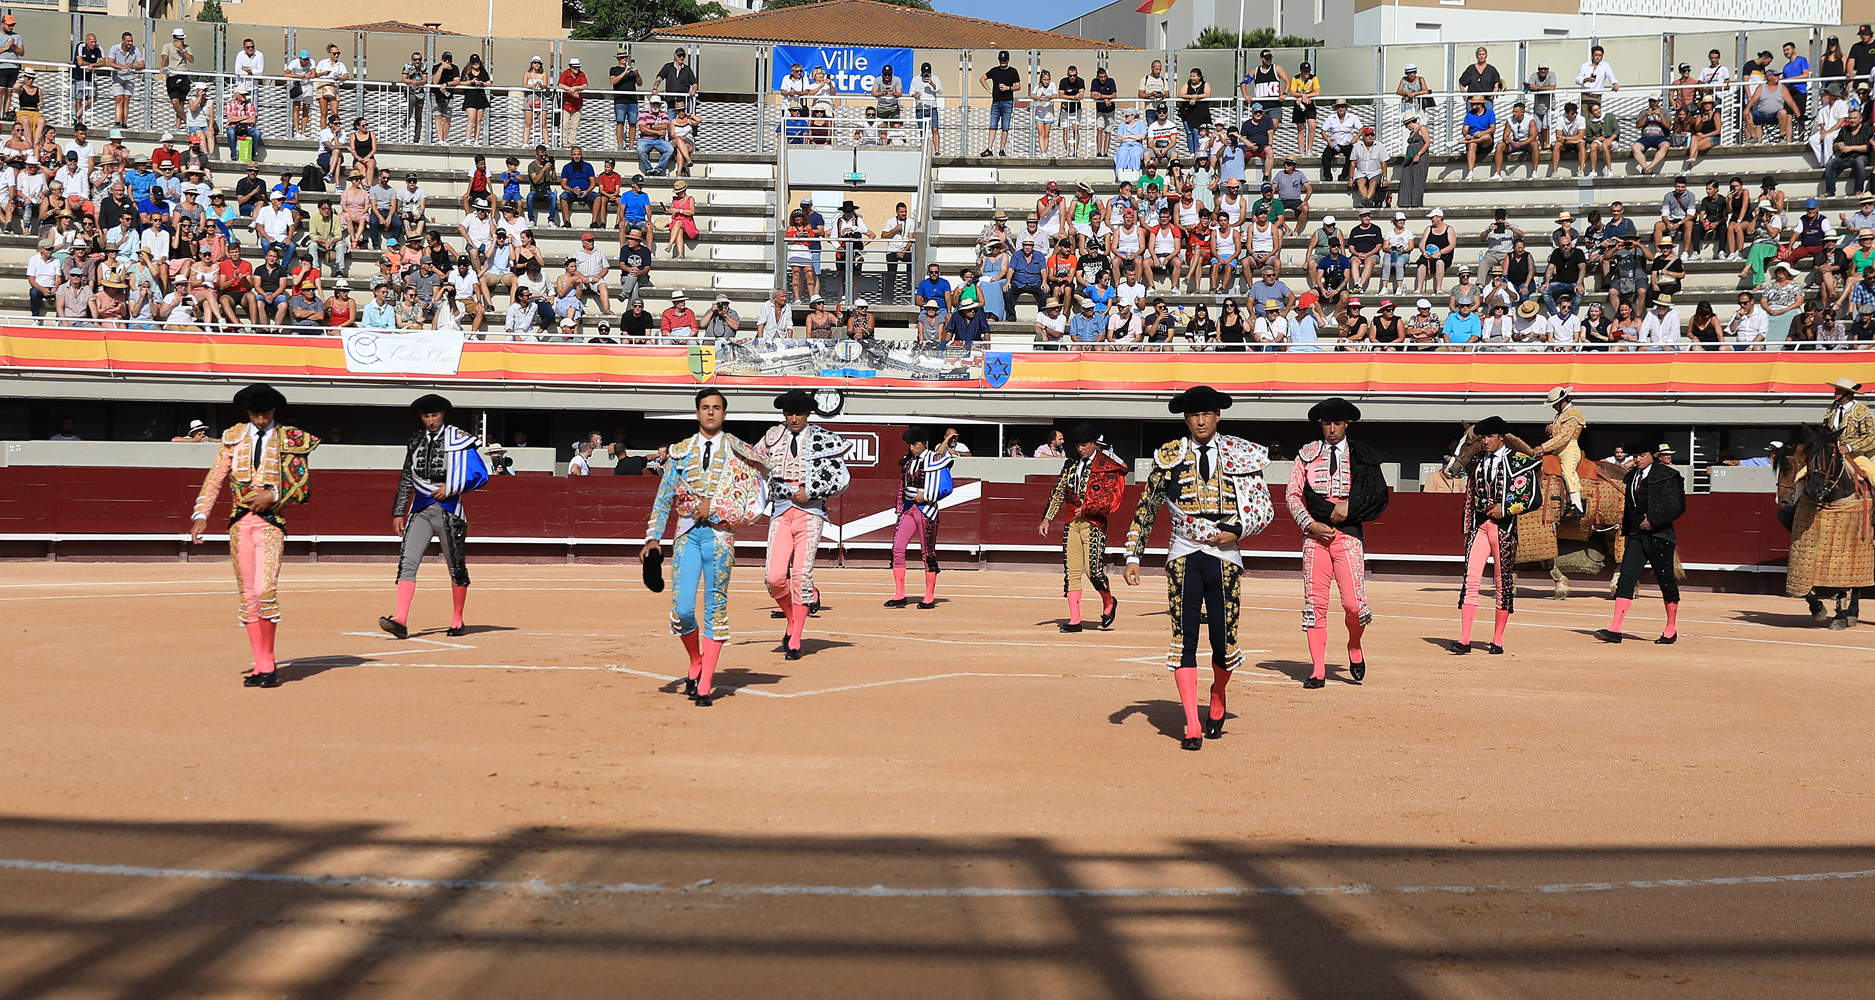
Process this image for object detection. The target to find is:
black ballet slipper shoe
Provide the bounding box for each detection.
[1594,629,1623,643]
[1303,676,1326,689]
[1654,634,1677,645]
[1059,622,1083,633]
[883,598,911,608]
[1180,736,1204,751]
[255,671,281,688]
[379,616,408,640]
[446,625,466,637]
[1487,643,1504,655]
[243,671,267,687]
[1349,658,1366,683]
[1202,712,1224,739]
[917,600,937,610]
[683,677,698,698]
[1449,641,1472,655]
[809,593,823,615]
[785,646,802,660]
[1100,599,1118,629]
[771,609,787,619]
[695,694,713,707]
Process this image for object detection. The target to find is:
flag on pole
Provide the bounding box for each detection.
[1135,0,1176,12]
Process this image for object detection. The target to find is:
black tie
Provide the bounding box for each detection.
[1199,444,1211,482]
[1329,445,1339,477]
[790,433,799,457]
[252,428,263,467]
[702,440,714,471]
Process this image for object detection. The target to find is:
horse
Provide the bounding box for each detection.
[1786,425,1875,629]
[1442,429,1631,599]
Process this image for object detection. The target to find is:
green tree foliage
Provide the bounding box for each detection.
[1193,26,1322,49]
[568,0,734,41]
[195,0,228,23]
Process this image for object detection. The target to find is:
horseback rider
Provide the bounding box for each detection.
[1822,377,1874,486]
[1532,385,1588,517]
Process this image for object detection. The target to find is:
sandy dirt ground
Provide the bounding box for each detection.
[1,560,1872,1000]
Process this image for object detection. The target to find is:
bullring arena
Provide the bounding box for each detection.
[3,560,1872,998]
[6,4,1875,996]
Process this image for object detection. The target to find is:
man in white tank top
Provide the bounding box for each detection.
[1492,102,1541,181]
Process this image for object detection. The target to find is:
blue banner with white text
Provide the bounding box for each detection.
[771,45,914,96]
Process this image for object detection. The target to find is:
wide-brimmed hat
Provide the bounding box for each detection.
[1546,385,1573,405]
[1472,415,1513,437]
[1307,397,1361,423]
[1517,300,1541,318]
[1167,385,1232,414]
[773,388,816,413]
[1828,377,1862,393]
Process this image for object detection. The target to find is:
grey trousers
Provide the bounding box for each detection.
[398,503,470,587]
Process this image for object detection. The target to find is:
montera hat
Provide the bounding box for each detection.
[233,383,286,414]
[1167,384,1233,414]
[642,546,666,594]
[1307,397,1361,423]
[1624,439,1658,456]
[1066,422,1101,445]
[411,393,452,415]
[902,425,931,445]
[1472,415,1513,437]
[773,387,817,414]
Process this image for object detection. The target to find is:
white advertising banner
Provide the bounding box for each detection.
[341,329,466,376]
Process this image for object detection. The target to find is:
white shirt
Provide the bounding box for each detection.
[915,77,942,107]
[234,49,265,92]
[574,246,608,279]
[1549,312,1582,345]
[568,453,591,476]
[54,165,89,202]
[779,73,808,99]
[315,57,348,83]
[254,204,292,241]
[1698,64,1732,89]
[1728,305,1766,343]
[1639,307,1681,347]
[446,268,479,299]
[1576,60,1618,93]
[1814,97,1849,137]
[504,301,539,335]
[25,253,60,291]
[63,139,96,174]
[462,213,493,246]
[1323,111,1361,146]
[1114,280,1148,309]
[756,299,792,338]
[882,216,913,252]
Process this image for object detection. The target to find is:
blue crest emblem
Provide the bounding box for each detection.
[983,352,1013,389]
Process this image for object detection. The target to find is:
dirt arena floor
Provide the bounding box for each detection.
[2,560,1872,999]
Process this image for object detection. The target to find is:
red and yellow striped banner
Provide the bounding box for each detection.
[2,326,1872,396]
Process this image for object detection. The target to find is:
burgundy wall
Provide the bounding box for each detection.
[0,467,1790,568]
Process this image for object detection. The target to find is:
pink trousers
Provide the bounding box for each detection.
[230,514,285,624]
[1461,520,1505,608]
[765,506,823,605]
[1301,531,1370,630]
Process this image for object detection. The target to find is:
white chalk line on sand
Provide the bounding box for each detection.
[3,856,1870,901]
[278,658,1142,700]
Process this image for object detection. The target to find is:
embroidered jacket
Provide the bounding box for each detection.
[898,449,956,520]
[645,431,766,541]
[754,422,851,520]
[1824,398,1875,457]
[193,423,321,528]
[1286,438,1390,541]
[1044,449,1128,526]
[1125,434,1274,566]
[1462,445,1543,537]
[394,425,481,516]
[1537,405,1588,454]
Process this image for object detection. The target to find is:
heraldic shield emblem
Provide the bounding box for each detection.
[688,343,716,382]
[983,351,1012,389]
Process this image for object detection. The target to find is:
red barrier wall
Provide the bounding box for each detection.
[0,467,1789,569]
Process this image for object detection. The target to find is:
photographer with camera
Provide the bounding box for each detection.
[702,293,741,339]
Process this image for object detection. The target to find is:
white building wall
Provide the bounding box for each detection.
[1352,8,1809,46]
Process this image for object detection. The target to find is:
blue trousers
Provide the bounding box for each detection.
[671,524,734,641]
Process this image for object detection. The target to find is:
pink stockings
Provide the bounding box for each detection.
[892,567,935,603]
[1458,605,1510,646]
[1302,532,1371,680]
[680,632,726,695]
[1610,597,1680,638]
[244,620,276,674]
[231,514,282,674]
[393,579,469,629]
[1068,590,1083,625]
[1172,667,1231,739]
